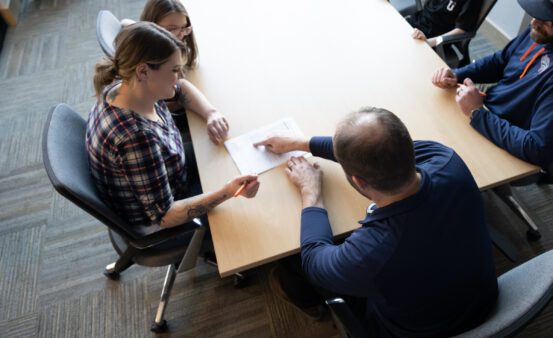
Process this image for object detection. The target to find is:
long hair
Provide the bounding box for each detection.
[140,0,198,68]
[93,21,185,98]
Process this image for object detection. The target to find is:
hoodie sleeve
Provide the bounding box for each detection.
[454,27,530,84]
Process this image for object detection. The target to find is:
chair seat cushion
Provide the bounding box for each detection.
[455,250,553,337]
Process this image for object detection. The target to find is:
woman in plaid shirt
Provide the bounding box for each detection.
[87,22,260,233]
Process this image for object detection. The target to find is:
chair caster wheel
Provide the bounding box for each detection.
[233,273,248,289]
[151,320,168,333]
[527,229,542,241]
[103,270,120,280]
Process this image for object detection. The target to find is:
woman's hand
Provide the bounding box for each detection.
[207,111,229,144]
[223,174,260,198]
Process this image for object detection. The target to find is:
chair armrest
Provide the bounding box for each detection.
[435,32,476,46]
[325,298,369,338]
[130,221,203,249]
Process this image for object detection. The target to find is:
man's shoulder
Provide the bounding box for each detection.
[413,140,456,166]
[413,140,474,183]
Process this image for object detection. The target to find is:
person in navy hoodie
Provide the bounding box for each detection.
[432,0,553,169]
[255,107,498,337]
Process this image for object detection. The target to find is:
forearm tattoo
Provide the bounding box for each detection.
[185,193,229,220]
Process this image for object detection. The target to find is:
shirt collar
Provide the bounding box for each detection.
[358,168,430,225]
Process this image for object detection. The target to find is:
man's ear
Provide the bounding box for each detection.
[135,63,149,82]
[351,175,368,190]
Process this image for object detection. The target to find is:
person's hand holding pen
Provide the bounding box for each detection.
[224,174,260,198]
[456,78,485,118]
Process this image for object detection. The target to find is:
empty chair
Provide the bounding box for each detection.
[326,249,553,338]
[42,103,206,333]
[96,10,121,57]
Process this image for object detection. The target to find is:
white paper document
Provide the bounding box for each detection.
[224,118,310,175]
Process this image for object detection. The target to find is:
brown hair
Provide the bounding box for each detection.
[333,107,416,194]
[93,21,185,98]
[140,0,198,68]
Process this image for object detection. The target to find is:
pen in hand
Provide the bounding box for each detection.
[233,182,247,198]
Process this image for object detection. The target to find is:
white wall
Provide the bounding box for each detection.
[487,0,526,39]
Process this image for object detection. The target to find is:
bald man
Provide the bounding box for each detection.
[256,107,497,337]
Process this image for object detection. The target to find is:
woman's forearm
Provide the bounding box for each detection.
[160,188,230,228]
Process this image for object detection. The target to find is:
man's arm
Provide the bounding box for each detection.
[455,77,553,167]
[454,27,530,84]
[470,97,553,168]
[309,136,337,162]
[284,156,382,297]
[254,135,338,162]
[300,208,384,297]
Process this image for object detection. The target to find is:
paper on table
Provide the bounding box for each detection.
[224,118,310,175]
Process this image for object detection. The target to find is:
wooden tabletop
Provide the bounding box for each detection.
[184,0,539,277]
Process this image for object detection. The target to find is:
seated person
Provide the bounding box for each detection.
[87,22,259,234]
[255,107,498,336]
[122,0,197,68]
[139,0,198,69]
[123,0,228,144]
[406,0,483,47]
[432,0,553,169]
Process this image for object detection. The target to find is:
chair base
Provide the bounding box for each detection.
[103,270,120,280]
[150,320,168,333]
[492,184,543,242]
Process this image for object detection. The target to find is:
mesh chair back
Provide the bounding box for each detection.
[96,10,121,57]
[42,103,138,241]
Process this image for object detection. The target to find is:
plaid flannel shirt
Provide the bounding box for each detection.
[86,84,187,230]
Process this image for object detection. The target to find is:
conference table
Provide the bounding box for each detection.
[184,0,539,277]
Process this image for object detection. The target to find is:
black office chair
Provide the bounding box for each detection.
[96,10,121,57]
[434,0,498,68]
[42,103,207,333]
[326,249,553,338]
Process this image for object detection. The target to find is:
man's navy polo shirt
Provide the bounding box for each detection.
[300,137,498,337]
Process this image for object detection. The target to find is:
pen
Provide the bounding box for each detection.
[457,83,486,97]
[233,183,247,198]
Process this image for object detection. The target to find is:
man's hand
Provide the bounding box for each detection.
[253,133,310,154]
[432,67,458,88]
[224,174,260,198]
[285,156,324,208]
[456,78,484,118]
[207,111,229,144]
